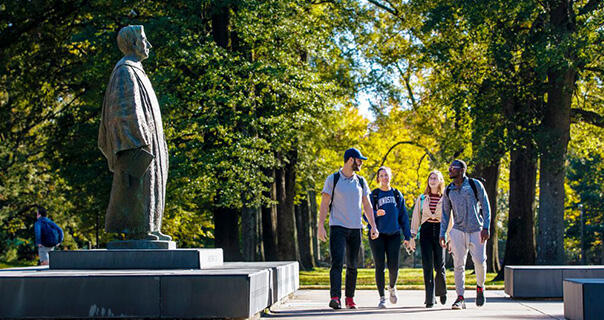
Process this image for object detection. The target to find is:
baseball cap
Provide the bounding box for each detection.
[344,148,368,162]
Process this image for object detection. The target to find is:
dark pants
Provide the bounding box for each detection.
[369,231,401,297]
[420,221,447,304]
[329,226,361,298]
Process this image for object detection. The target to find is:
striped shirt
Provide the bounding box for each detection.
[429,193,441,214]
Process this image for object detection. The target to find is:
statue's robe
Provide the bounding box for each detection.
[98,57,168,235]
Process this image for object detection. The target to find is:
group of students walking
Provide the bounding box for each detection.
[318,148,491,310]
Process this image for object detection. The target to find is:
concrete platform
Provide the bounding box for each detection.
[563,278,604,320]
[264,289,564,319]
[504,265,604,298]
[215,262,300,304]
[0,268,270,319]
[106,239,176,249]
[49,248,224,269]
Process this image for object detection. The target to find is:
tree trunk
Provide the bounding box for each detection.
[214,207,242,261]
[309,190,321,265]
[276,152,298,261]
[261,170,278,261]
[537,68,575,264]
[474,160,501,273]
[256,206,265,261]
[500,143,537,278]
[536,0,577,265]
[211,3,230,50]
[295,195,314,270]
[241,206,257,261]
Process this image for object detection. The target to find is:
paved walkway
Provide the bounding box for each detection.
[263,290,564,319]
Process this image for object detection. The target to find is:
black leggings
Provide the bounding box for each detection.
[369,232,401,297]
[420,221,447,304]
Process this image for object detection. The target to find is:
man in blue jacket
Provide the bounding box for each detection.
[34,206,63,265]
[440,160,491,310]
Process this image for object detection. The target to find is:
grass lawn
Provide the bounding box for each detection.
[0,261,37,269]
[300,267,503,290]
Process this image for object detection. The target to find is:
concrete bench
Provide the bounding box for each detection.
[564,278,604,320]
[505,265,604,298]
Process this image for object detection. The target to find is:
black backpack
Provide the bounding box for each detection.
[328,171,368,213]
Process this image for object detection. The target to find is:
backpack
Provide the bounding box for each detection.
[370,188,402,211]
[39,219,64,247]
[328,171,368,213]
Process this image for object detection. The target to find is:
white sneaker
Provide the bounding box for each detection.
[378,296,387,309]
[388,286,398,304]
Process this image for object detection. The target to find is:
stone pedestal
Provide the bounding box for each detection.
[49,249,223,269]
[107,240,176,249]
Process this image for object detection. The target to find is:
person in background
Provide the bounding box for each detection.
[34,206,63,266]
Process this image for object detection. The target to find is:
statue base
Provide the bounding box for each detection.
[107,240,176,249]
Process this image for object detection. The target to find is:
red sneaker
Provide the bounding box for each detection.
[345,297,357,309]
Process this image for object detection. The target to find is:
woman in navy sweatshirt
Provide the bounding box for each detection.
[368,166,411,308]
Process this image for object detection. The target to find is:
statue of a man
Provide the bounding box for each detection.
[98,25,170,241]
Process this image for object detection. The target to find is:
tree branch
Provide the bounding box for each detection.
[571,108,604,128]
[395,62,418,109]
[367,0,403,21]
[583,66,604,74]
[369,140,437,181]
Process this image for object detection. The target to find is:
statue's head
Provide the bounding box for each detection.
[117,25,152,61]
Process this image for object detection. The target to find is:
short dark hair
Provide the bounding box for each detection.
[36,205,47,217]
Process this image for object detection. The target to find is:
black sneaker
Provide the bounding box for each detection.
[452,295,466,310]
[476,286,485,306]
[426,303,434,308]
[329,297,341,309]
[440,294,447,305]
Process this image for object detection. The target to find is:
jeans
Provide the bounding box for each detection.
[369,231,401,297]
[420,221,447,304]
[329,226,361,298]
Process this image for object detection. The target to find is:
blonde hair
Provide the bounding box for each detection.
[376,166,392,184]
[423,170,445,195]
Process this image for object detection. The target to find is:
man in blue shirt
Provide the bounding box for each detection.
[34,206,63,266]
[318,148,379,310]
[440,160,491,310]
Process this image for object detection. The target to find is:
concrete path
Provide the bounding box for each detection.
[263,290,564,319]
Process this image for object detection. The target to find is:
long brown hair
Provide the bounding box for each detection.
[423,170,445,195]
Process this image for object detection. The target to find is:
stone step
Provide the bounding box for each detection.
[0,268,270,319]
[214,261,299,304]
[49,249,223,270]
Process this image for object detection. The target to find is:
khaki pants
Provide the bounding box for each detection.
[449,228,486,297]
